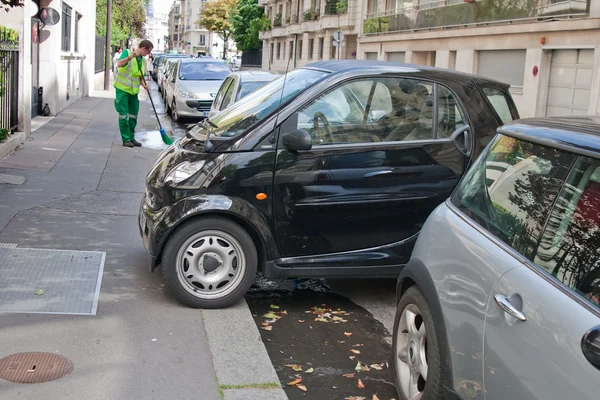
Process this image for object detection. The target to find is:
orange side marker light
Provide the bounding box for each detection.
[256,193,267,201]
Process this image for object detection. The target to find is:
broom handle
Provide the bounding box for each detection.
[141,74,163,131]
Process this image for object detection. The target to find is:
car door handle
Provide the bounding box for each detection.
[363,170,394,178]
[494,294,527,321]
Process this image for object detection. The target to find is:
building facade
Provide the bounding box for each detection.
[145,12,169,53]
[0,0,97,142]
[168,1,183,52]
[260,0,600,118]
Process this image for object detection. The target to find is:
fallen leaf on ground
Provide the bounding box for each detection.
[343,373,355,378]
[280,310,288,316]
[369,364,383,370]
[34,289,44,296]
[373,395,380,400]
[305,367,314,374]
[350,349,361,354]
[337,340,346,344]
[287,378,302,386]
[355,361,371,373]
[344,332,353,337]
[332,316,347,322]
[261,326,272,331]
[261,322,270,327]
[353,344,364,347]
[349,356,356,360]
[345,397,366,400]
[263,312,279,319]
[297,320,305,323]
[284,364,303,372]
[357,379,365,389]
[270,304,280,309]
[297,384,307,392]
[314,317,329,323]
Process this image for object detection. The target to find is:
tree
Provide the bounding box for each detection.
[1,0,22,12]
[197,0,236,59]
[229,0,267,52]
[96,0,149,47]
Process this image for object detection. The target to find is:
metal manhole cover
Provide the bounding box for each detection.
[0,352,74,383]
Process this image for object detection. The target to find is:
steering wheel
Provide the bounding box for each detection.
[313,112,334,144]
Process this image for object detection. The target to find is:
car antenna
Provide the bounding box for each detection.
[270,34,295,144]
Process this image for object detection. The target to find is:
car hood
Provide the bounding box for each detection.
[180,80,222,97]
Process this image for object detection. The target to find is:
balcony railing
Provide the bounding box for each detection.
[364,0,590,35]
[324,0,348,15]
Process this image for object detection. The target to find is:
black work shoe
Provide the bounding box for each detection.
[131,139,142,147]
[123,142,134,148]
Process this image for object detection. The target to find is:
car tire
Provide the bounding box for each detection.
[392,286,444,400]
[171,100,180,122]
[161,217,258,309]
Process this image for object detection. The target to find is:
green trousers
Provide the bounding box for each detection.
[114,88,140,143]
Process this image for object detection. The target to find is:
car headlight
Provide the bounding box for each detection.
[164,160,206,184]
[176,86,198,99]
[145,189,163,211]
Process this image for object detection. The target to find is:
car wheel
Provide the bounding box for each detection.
[171,100,180,122]
[392,286,444,400]
[161,217,258,309]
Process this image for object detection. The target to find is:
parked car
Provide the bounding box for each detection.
[208,71,279,118]
[163,58,232,121]
[139,60,518,308]
[156,54,191,91]
[392,117,600,400]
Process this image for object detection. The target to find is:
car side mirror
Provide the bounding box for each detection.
[282,129,312,151]
[582,325,600,370]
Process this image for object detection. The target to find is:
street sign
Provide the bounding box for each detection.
[332,40,345,47]
[333,31,344,42]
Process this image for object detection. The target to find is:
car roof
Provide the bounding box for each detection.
[179,58,227,64]
[301,60,504,85]
[499,117,600,159]
[233,71,280,82]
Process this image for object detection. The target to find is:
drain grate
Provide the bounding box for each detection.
[0,243,17,248]
[0,352,74,383]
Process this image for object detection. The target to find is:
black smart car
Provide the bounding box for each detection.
[139,60,519,308]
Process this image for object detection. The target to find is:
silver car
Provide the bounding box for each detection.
[393,117,600,400]
[164,58,232,122]
[208,71,279,118]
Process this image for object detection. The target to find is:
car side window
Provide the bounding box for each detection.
[451,135,576,260]
[294,77,458,145]
[220,80,237,110]
[214,78,233,110]
[534,157,600,309]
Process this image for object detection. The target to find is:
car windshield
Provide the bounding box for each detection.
[239,81,271,99]
[207,68,328,138]
[179,62,231,81]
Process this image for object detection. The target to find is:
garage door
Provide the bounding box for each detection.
[365,52,378,61]
[546,49,594,116]
[387,52,405,63]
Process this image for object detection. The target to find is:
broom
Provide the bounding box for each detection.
[142,75,174,145]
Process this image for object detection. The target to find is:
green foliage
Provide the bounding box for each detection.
[336,0,348,14]
[273,12,282,27]
[303,9,318,21]
[96,0,149,46]
[363,17,389,34]
[229,0,264,51]
[198,0,236,58]
[0,128,9,141]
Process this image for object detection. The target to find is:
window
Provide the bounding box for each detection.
[270,43,274,63]
[214,78,233,110]
[297,40,302,59]
[74,12,81,53]
[331,39,336,59]
[179,62,231,80]
[534,157,600,310]
[220,78,237,110]
[308,39,314,59]
[451,135,576,260]
[62,3,72,52]
[277,42,281,59]
[478,50,526,90]
[199,35,206,46]
[318,38,324,59]
[482,87,518,125]
[293,78,459,145]
[289,40,294,59]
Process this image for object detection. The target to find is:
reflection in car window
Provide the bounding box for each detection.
[451,135,575,260]
[179,62,231,80]
[221,79,237,110]
[294,78,467,145]
[213,77,233,110]
[209,68,328,138]
[535,157,600,309]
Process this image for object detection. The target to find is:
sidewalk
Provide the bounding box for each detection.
[0,87,285,399]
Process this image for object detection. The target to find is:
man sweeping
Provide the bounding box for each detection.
[114,40,154,147]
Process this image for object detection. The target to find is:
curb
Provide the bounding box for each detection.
[202,300,287,400]
[0,132,26,162]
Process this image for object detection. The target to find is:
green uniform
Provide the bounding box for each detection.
[114,49,146,143]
